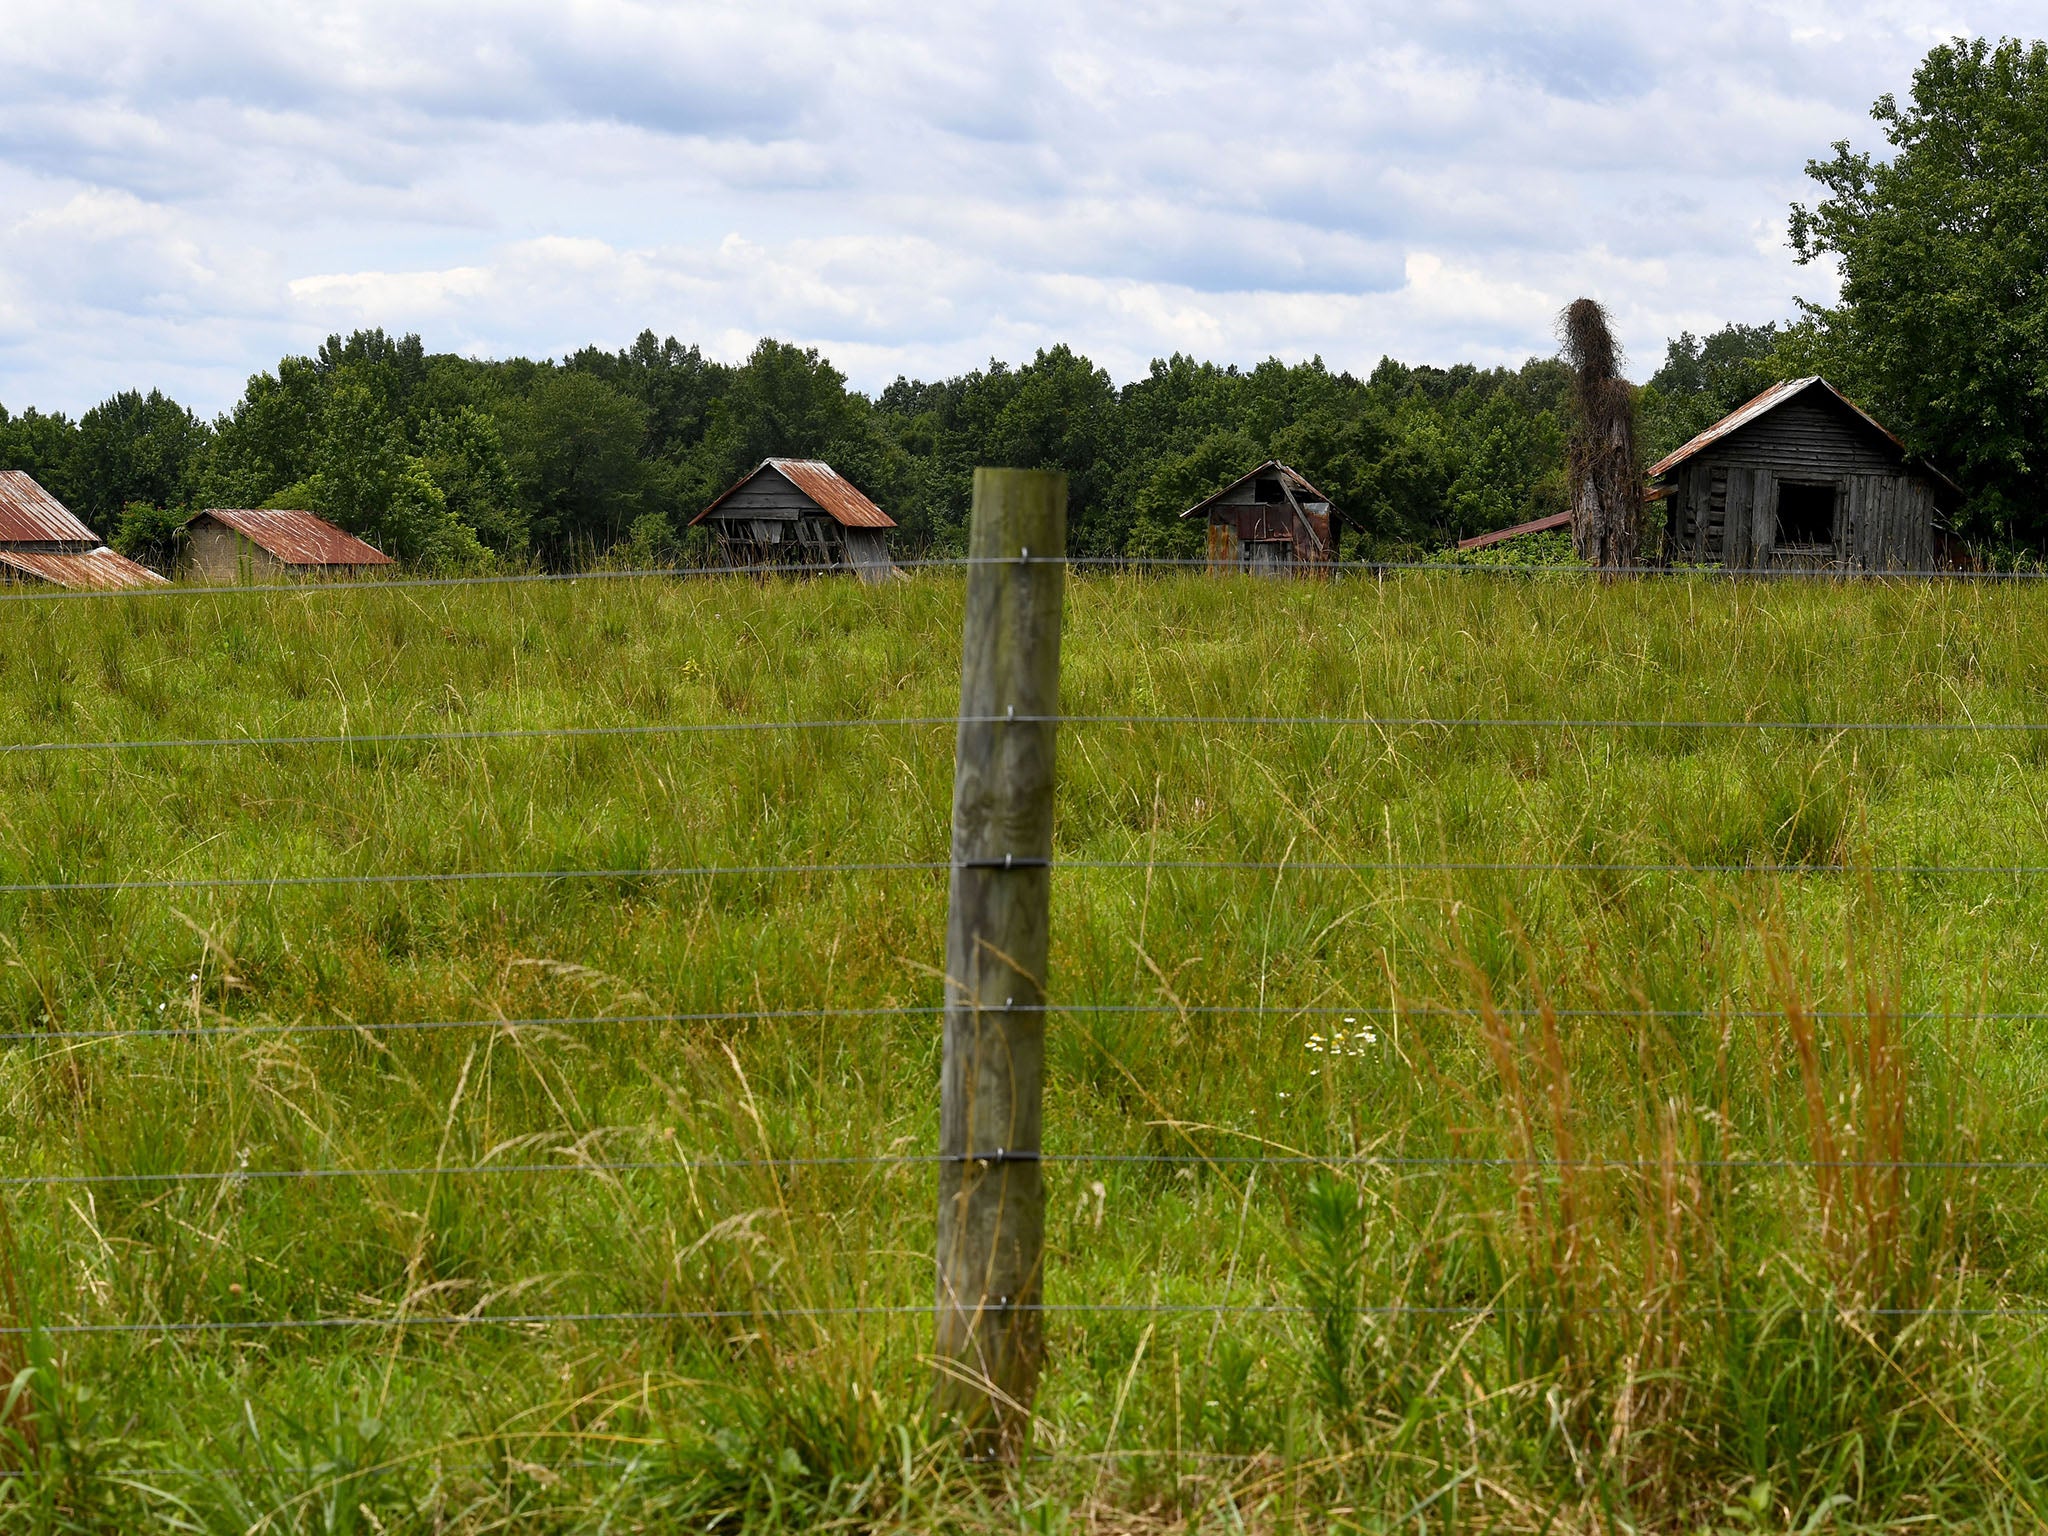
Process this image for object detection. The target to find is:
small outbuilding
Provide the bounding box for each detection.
[1180,461,1341,573]
[690,459,895,581]
[184,508,395,582]
[0,471,167,590]
[1649,377,1960,571]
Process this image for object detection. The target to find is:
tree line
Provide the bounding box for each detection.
[0,328,1770,571]
[1,34,2040,570]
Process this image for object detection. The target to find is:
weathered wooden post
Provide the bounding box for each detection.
[934,467,1067,1458]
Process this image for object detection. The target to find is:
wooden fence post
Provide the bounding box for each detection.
[934,467,1068,1458]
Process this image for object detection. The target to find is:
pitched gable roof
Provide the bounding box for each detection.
[0,471,97,545]
[190,509,394,567]
[1646,377,1959,500]
[1178,460,1337,519]
[690,459,895,529]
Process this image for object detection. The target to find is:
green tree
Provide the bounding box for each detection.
[70,389,209,525]
[110,501,188,569]
[1638,324,1781,463]
[421,407,527,558]
[0,405,83,510]
[197,357,327,510]
[1789,35,2048,543]
[513,370,651,560]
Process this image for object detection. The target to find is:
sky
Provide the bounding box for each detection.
[0,0,2037,417]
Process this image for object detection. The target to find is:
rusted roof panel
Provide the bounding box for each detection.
[0,471,97,544]
[691,459,895,529]
[770,459,894,529]
[193,509,394,567]
[1456,510,1573,551]
[1179,460,1339,519]
[1646,377,1911,480]
[0,547,169,590]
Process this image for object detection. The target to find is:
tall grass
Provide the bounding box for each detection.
[1,571,2047,1529]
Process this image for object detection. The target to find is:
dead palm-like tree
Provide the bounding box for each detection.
[1559,299,1642,569]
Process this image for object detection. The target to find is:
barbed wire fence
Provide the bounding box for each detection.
[0,498,2043,1480]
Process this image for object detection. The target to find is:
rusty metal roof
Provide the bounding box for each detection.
[0,471,97,545]
[1456,510,1573,551]
[0,546,168,590]
[1646,376,1913,480]
[191,509,394,567]
[691,459,895,530]
[1179,461,1340,519]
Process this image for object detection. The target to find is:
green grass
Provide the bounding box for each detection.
[5,570,2048,1530]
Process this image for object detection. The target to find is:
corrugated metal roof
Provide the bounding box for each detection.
[0,547,169,590]
[691,459,896,529]
[1646,377,1909,480]
[0,471,97,545]
[1179,461,1339,519]
[192,509,394,567]
[1456,510,1573,551]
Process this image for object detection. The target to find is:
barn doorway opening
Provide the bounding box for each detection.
[1776,482,1837,548]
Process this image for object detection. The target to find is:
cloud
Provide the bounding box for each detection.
[0,0,2034,413]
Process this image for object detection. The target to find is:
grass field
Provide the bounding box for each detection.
[6,569,2048,1531]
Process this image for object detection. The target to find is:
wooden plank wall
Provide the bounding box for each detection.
[1660,391,1941,571]
[710,473,819,522]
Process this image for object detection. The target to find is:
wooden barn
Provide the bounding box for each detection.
[1650,377,1959,570]
[0,471,167,590]
[690,459,895,581]
[1180,461,1341,573]
[184,508,394,583]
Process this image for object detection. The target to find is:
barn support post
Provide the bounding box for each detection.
[934,467,1068,1460]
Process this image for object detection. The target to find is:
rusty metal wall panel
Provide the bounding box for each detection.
[1207,520,1238,570]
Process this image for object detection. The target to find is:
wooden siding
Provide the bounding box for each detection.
[705,474,818,522]
[1661,392,1937,571]
[706,476,896,578]
[1691,392,1898,478]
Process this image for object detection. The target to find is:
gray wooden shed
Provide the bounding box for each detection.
[689,458,895,581]
[1649,377,1959,571]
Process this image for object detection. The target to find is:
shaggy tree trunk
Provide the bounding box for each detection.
[1571,395,1641,568]
[1557,301,1643,571]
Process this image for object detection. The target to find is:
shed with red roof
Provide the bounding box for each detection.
[0,471,168,590]
[184,508,395,582]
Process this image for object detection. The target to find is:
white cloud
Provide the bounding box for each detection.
[0,0,2036,413]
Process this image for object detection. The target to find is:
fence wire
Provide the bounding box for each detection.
[14,1299,2048,1339]
[4,553,2048,609]
[11,998,2040,1048]
[7,709,2048,760]
[7,854,2048,900]
[7,1150,2046,1192]
[11,570,2048,1373]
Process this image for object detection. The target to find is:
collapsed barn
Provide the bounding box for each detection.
[1650,377,1959,570]
[1181,461,1342,573]
[690,459,895,581]
[0,471,167,590]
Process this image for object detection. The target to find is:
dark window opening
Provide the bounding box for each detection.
[1254,477,1285,504]
[1775,482,1837,546]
